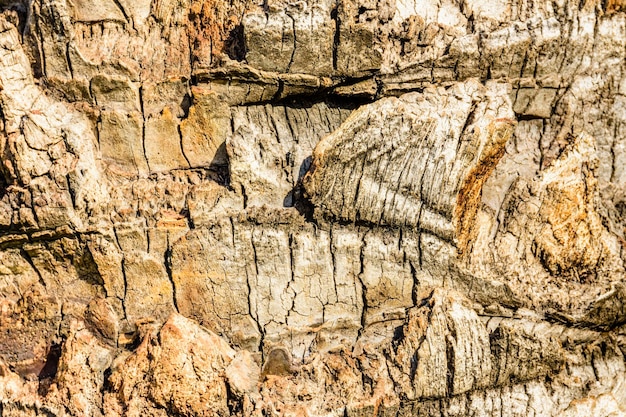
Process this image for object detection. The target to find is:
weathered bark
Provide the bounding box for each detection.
[0,0,625,416]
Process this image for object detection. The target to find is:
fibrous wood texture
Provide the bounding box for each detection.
[0,0,625,416]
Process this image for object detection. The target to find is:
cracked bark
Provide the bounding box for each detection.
[0,0,625,416]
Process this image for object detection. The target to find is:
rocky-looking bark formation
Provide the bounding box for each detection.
[0,0,626,416]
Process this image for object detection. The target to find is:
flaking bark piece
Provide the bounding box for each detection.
[304,79,515,253]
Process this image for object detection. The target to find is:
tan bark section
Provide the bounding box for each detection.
[0,0,625,415]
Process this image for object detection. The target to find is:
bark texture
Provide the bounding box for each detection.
[0,0,626,416]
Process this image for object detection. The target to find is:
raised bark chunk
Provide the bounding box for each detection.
[304,80,515,253]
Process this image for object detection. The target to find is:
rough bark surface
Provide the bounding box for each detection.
[0,0,625,416]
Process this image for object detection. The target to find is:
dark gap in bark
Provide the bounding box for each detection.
[102,366,113,393]
[180,93,192,119]
[208,142,231,186]
[391,325,404,350]
[271,93,373,110]
[0,2,28,34]
[331,2,340,71]
[292,183,316,222]
[225,23,246,62]
[37,342,61,395]
[75,242,105,287]
[225,381,243,416]
[0,106,7,200]
[515,113,547,121]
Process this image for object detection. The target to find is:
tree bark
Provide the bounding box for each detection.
[0,0,625,416]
